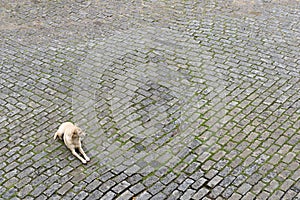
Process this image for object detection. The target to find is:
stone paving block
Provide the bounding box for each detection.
[85,179,102,192]
[126,173,143,185]
[180,189,196,200]
[100,191,116,200]
[207,175,223,188]
[30,184,47,197]
[241,192,256,200]
[222,186,236,199]
[147,180,165,195]
[44,183,61,197]
[282,189,298,199]
[116,190,134,200]
[166,190,183,200]
[256,191,270,200]
[162,182,179,196]
[17,185,33,198]
[178,178,194,191]
[73,191,89,200]
[237,183,252,195]
[85,190,103,200]
[99,180,117,193]
[229,193,242,200]
[151,192,168,200]
[112,180,131,194]
[252,181,266,195]
[192,188,210,200]
[269,190,285,200]
[209,186,225,198]
[57,182,73,196]
[85,172,100,183]
[136,191,152,200]
[15,176,32,189]
[129,183,145,194]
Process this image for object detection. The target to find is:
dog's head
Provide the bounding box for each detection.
[73,126,86,138]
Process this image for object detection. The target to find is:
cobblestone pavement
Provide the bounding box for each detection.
[1,0,300,199]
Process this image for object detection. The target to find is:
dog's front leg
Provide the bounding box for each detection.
[79,147,90,162]
[71,149,87,164]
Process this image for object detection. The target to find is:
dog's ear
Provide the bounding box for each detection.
[76,127,86,137]
[80,129,86,137]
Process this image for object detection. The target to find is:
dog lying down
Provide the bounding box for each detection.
[54,122,90,164]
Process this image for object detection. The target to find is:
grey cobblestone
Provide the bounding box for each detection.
[57,182,73,196]
[100,191,116,200]
[1,0,300,199]
[112,180,130,194]
[136,191,152,200]
[85,190,103,200]
[192,188,210,200]
[85,179,102,192]
[116,190,134,200]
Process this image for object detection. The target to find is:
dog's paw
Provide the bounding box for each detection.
[86,157,90,162]
[82,160,87,164]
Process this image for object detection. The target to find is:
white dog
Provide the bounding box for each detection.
[54,122,90,164]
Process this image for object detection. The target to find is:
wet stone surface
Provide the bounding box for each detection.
[1,0,300,199]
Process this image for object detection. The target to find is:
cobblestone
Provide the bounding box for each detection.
[1,0,300,199]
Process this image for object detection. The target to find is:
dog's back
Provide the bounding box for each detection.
[54,122,75,140]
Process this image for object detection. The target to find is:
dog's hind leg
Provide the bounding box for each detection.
[54,129,63,140]
[54,131,59,140]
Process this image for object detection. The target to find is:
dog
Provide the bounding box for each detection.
[54,122,90,164]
